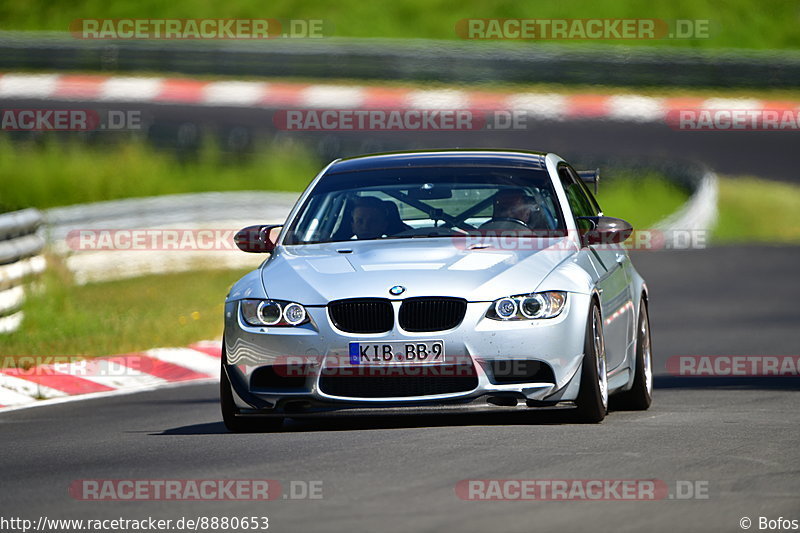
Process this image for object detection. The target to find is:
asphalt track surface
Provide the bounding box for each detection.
[149,103,800,182]
[1,246,798,533]
[4,99,800,181]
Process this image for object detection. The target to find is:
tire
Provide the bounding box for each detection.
[220,356,284,433]
[612,300,653,411]
[575,302,608,423]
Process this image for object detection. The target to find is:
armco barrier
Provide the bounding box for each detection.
[0,31,799,88]
[0,209,46,334]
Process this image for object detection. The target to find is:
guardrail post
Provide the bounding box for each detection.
[0,208,46,334]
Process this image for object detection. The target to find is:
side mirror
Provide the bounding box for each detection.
[578,216,633,246]
[234,224,282,253]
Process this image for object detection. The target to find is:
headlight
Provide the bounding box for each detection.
[282,302,307,325]
[486,291,566,321]
[494,297,518,319]
[240,299,309,327]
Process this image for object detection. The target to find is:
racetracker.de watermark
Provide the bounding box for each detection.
[70,480,276,501]
[0,109,141,131]
[452,229,707,251]
[66,229,239,251]
[272,109,576,132]
[666,355,800,377]
[267,355,479,376]
[455,479,710,501]
[274,109,484,131]
[1,355,193,377]
[69,19,329,39]
[455,19,711,40]
[68,479,323,501]
[667,109,800,131]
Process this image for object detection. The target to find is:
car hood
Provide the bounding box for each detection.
[260,237,578,304]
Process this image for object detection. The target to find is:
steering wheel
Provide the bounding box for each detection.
[482,217,529,228]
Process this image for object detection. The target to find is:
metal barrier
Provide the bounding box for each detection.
[1,31,799,88]
[0,209,46,334]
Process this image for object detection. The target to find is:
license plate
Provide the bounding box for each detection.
[349,340,445,365]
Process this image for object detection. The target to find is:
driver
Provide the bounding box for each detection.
[493,189,535,223]
[351,197,390,240]
[480,189,547,230]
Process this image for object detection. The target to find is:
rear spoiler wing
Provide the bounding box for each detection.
[577,169,600,194]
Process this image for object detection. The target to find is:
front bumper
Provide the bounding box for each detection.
[222,293,591,414]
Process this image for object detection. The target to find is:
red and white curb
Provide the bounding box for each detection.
[0,340,220,411]
[1,73,798,122]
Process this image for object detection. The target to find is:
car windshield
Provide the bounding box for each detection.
[283,166,566,245]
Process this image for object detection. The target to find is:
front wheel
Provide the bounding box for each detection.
[575,303,608,423]
[612,300,653,411]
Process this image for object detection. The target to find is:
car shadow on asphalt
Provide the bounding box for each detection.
[152,376,798,435]
[281,410,575,432]
[153,408,584,435]
[155,422,231,435]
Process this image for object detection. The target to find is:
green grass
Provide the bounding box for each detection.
[0,138,690,226]
[596,171,690,229]
[714,175,800,243]
[2,260,247,358]
[1,0,799,50]
[0,138,319,212]
[598,173,800,244]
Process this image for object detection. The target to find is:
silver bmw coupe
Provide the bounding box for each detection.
[221,150,652,430]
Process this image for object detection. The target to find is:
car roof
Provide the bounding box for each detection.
[326,149,549,174]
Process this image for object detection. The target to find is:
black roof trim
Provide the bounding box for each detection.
[327,149,548,174]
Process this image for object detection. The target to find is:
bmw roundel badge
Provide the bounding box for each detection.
[389,285,406,295]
